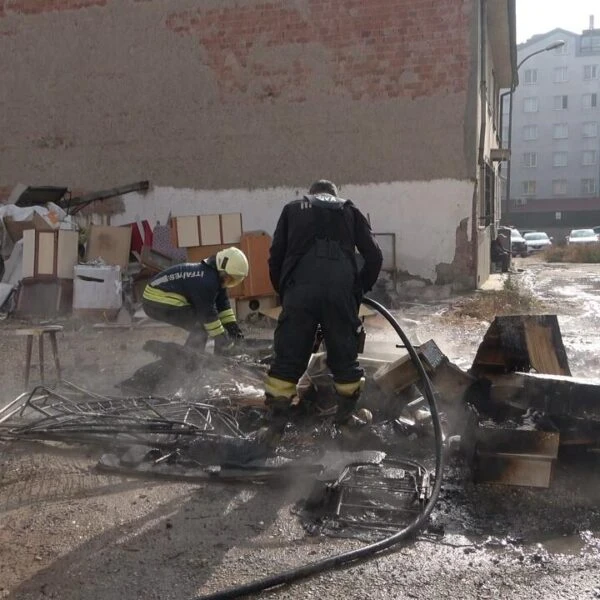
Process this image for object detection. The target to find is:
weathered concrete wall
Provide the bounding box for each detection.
[0,0,474,190]
[0,0,479,284]
[111,179,474,284]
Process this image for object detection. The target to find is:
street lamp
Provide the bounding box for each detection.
[503,39,565,215]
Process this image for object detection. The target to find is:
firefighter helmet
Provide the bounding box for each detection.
[216,247,249,287]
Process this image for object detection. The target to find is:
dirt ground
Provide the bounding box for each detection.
[2,258,600,600]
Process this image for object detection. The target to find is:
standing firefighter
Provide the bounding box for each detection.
[142,247,248,354]
[265,180,383,424]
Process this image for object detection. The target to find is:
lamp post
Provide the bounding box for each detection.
[504,39,565,215]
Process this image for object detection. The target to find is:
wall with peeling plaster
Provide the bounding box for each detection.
[0,0,483,284]
[111,179,473,284]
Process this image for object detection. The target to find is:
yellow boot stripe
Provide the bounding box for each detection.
[218,308,236,325]
[264,376,297,399]
[204,320,226,337]
[334,378,365,397]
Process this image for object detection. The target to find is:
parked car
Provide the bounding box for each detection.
[566,229,600,245]
[523,231,552,254]
[498,227,528,257]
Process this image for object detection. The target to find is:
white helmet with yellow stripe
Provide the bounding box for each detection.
[216,247,249,288]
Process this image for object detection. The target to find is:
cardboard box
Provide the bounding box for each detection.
[3,212,55,243]
[85,225,132,269]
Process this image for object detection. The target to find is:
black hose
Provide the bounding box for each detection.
[192,297,445,600]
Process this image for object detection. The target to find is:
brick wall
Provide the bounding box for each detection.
[164,0,471,103]
[2,0,107,16]
[0,0,476,190]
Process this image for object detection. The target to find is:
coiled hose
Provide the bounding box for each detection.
[193,296,445,599]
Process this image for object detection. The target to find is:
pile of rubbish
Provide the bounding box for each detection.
[3,310,600,545]
[373,313,600,489]
[0,181,150,320]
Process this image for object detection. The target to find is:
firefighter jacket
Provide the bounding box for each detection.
[268,193,383,297]
[142,257,236,337]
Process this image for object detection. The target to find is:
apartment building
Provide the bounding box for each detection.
[506,18,600,229]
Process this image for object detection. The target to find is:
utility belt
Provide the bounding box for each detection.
[142,284,190,307]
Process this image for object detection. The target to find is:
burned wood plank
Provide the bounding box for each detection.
[474,454,555,488]
[471,315,570,377]
[476,428,559,456]
[473,426,559,488]
[518,372,600,421]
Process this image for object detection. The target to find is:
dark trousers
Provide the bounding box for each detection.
[142,300,208,349]
[268,249,364,385]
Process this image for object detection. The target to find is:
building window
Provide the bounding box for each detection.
[583,93,598,109]
[553,123,569,139]
[523,68,538,84]
[582,178,597,194]
[553,67,569,83]
[484,163,494,225]
[553,95,568,110]
[583,150,598,165]
[479,163,495,226]
[523,125,538,140]
[522,181,537,196]
[553,151,568,167]
[552,179,568,196]
[523,152,537,167]
[584,65,599,80]
[581,35,600,53]
[524,97,539,112]
[582,121,598,137]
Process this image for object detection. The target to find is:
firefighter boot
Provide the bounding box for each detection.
[259,394,295,446]
[334,378,367,425]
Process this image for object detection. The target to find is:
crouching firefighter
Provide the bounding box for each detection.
[264,179,383,428]
[142,247,249,354]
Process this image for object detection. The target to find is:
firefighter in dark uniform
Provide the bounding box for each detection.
[264,180,383,423]
[142,247,248,353]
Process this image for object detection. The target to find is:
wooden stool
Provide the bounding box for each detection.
[14,325,63,389]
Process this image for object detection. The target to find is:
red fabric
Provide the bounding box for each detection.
[129,220,153,254]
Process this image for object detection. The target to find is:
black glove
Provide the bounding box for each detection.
[213,333,235,355]
[224,321,244,340]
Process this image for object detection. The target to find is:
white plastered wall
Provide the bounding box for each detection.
[112,179,474,283]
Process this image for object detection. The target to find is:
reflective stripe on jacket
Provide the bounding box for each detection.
[142,284,189,307]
